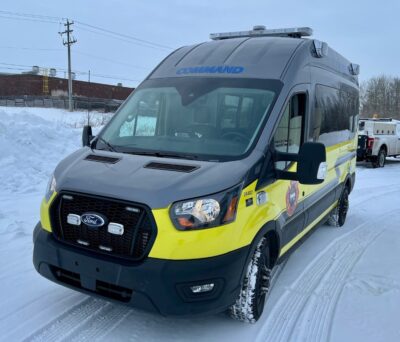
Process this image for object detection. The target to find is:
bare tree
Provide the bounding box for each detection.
[361,75,400,119]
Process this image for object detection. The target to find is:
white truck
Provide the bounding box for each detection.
[357,118,400,167]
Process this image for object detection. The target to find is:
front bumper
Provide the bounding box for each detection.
[33,223,249,316]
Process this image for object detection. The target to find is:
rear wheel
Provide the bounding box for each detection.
[229,237,271,323]
[372,148,386,168]
[327,186,349,227]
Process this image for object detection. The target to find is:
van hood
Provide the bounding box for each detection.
[54,148,261,209]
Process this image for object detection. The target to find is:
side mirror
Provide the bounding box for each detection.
[275,142,327,185]
[297,142,327,184]
[82,125,93,147]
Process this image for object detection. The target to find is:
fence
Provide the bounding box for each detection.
[0,95,124,113]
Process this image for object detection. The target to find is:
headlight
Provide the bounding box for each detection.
[170,185,242,231]
[45,174,57,201]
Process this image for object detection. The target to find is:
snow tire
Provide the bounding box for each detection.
[229,237,271,323]
[327,186,349,227]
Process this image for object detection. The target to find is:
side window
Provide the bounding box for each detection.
[311,84,359,145]
[273,93,306,170]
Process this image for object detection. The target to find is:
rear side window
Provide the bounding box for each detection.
[310,84,359,146]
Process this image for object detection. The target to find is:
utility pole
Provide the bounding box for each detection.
[59,19,77,112]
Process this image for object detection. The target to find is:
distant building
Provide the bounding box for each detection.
[0,72,135,112]
[0,74,133,99]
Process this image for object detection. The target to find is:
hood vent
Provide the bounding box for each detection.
[144,162,199,173]
[84,154,120,164]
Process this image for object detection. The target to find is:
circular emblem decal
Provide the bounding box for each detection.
[286,181,299,217]
[81,212,106,228]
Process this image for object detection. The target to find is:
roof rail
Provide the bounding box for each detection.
[210,26,313,40]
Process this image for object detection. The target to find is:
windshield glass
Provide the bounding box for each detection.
[99,77,282,161]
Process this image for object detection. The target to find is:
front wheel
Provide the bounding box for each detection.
[327,186,349,227]
[229,237,271,323]
[372,148,386,168]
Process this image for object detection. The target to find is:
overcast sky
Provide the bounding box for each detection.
[0,0,399,87]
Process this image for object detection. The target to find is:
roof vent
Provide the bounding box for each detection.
[84,154,120,164]
[253,25,266,31]
[144,162,199,173]
[210,26,313,40]
[313,40,329,58]
[349,63,360,76]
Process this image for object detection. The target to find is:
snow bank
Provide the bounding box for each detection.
[0,109,81,195]
[0,107,111,195]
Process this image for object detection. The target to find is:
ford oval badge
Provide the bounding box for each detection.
[81,212,106,228]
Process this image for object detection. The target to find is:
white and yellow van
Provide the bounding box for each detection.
[33,26,359,323]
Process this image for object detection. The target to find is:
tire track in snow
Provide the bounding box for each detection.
[350,186,400,207]
[0,290,76,323]
[293,229,384,342]
[66,304,133,342]
[24,298,108,342]
[256,208,399,342]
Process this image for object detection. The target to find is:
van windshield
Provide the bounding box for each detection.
[98,77,282,161]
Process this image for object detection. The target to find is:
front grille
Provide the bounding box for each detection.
[50,192,156,260]
[51,266,132,302]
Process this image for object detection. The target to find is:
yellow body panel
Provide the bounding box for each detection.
[40,192,57,233]
[39,138,356,261]
[149,139,356,260]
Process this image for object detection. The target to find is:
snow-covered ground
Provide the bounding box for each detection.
[0,107,400,342]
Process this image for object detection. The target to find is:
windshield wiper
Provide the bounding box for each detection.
[125,150,198,160]
[94,137,117,152]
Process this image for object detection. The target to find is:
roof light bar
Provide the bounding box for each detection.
[210,26,313,40]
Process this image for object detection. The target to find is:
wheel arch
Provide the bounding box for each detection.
[239,221,281,284]
[344,175,352,192]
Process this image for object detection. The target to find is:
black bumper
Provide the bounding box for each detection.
[33,223,249,316]
[357,135,372,161]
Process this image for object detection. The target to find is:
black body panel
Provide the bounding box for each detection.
[33,224,249,316]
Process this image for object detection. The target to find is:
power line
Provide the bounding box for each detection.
[74,21,174,50]
[74,50,148,70]
[0,45,63,52]
[0,9,61,21]
[0,10,175,51]
[75,25,169,51]
[0,62,141,83]
[0,14,59,24]
[0,45,149,70]
[83,72,141,83]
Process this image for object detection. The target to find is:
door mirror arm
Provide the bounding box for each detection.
[274,151,299,181]
[82,125,93,147]
[274,142,327,185]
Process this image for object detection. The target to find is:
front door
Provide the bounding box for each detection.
[269,90,308,246]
